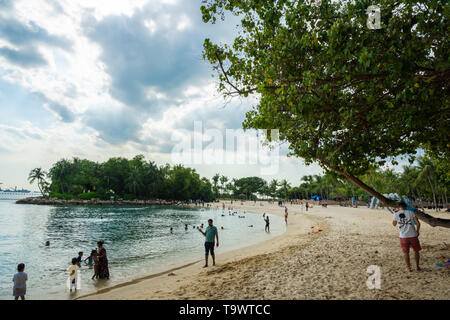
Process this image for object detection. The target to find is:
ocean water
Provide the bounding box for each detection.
[0,201,285,300]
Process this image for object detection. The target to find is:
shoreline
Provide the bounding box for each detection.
[75,204,291,300]
[78,201,319,300]
[15,197,203,207]
[79,201,450,300]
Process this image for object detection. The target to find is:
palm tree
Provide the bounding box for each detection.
[28,168,48,196]
[280,179,291,200]
[416,157,438,210]
[212,173,220,198]
[269,179,279,199]
[219,175,228,197]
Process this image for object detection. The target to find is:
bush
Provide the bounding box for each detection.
[71,185,83,195]
[77,192,99,200]
[123,194,135,201]
[50,192,73,200]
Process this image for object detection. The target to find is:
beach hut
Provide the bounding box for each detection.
[332,194,346,201]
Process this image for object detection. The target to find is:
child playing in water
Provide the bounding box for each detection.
[13,263,27,300]
[67,258,80,292]
[90,250,99,279]
[76,251,83,266]
[83,250,95,265]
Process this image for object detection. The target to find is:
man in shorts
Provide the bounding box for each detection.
[393,201,421,272]
[197,219,219,268]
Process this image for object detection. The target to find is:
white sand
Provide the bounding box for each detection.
[78,202,450,300]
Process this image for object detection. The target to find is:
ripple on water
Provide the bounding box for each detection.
[0,201,285,299]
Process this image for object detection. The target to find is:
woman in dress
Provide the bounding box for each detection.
[96,241,110,280]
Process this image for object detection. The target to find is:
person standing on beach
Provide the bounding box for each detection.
[305,202,309,211]
[393,202,421,272]
[96,241,110,279]
[67,258,80,292]
[284,207,288,225]
[197,219,219,268]
[264,215,270,232]
[13,263,27,300]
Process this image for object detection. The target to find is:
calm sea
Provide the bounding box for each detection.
[0,200,285,299]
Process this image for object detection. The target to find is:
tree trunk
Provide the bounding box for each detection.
[37,180,44,197]
[426,174,438,211]
[320,159,450,228]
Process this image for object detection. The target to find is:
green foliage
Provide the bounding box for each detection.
[49,192,73,200]
[201,0,449,192]
[45,155,216,202]
[77,192,100,200]
[123,194,135,201]
[233,176,267,199]
[28,167,48,196]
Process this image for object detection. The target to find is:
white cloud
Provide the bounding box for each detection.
[0,0,320,189]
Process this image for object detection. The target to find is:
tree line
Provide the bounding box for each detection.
[209,155,448,208]
[28,155,214,202]
[28,154,448,207]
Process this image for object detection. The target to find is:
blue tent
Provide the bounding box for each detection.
[311,195,322,201]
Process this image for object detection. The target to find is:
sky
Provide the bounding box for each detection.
[0,0,331,190]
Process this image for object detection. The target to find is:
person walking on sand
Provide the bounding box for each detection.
[13,263,27,300]
[197,219,219,268]
[284,206,288,225]
[393,201,421,272]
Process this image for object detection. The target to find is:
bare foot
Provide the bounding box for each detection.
[406,267,412,272]
[416,266,422,271]
[203,265,208,268]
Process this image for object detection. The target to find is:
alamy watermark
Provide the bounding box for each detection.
[366,265,381,290]
[366,5,381,30]
[171,121,280,175]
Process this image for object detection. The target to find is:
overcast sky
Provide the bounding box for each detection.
[0,0,327,190]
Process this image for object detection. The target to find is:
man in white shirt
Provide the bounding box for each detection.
[393,202,421,272]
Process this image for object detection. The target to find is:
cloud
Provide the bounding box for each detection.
[0,16,72,68]
[32,92,76,123]
[0,0,13,11]
[82,106,143,144]
[0,123,44,140]
[0,1,316,187]
[81,2,215,116]
[0,18,71,49]
[0,46,47,67]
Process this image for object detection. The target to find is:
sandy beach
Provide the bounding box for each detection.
[78,202,450,300]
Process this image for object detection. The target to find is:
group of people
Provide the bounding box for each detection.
[12,240,110,300]
[13,199,445,300]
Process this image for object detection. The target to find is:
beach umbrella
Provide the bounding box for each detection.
[311,195,322,201]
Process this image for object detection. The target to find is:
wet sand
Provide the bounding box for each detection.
[78,202,450,300]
